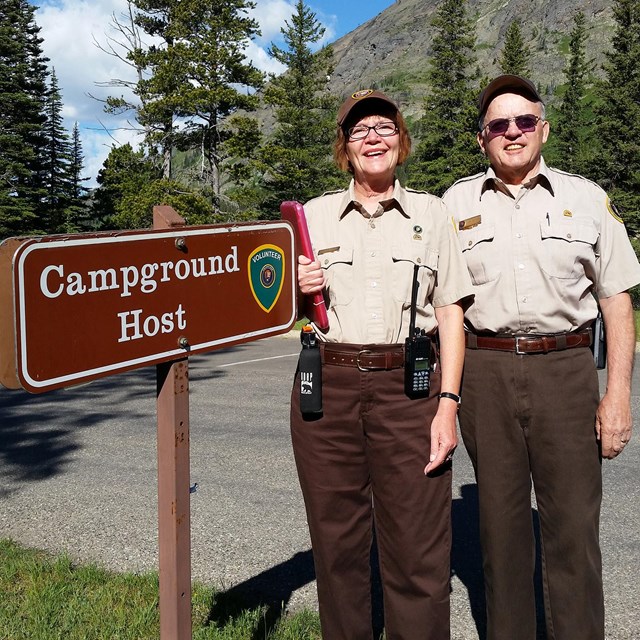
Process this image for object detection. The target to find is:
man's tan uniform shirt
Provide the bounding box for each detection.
[304,180,474,344]
[443,157,640,335]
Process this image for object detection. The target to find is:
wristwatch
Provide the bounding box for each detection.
[438,392,461,406]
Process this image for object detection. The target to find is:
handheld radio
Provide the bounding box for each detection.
[592,310,607,370]
[404,265,432,399]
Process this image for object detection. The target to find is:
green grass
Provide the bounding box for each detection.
[0,539,321,640]
[635,310,640,337]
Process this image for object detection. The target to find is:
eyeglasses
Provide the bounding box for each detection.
[347,121,398,140]
[483,114,542,136]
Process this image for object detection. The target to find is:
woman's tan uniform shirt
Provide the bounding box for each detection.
[305,180,474,344]
[443,158,640,335]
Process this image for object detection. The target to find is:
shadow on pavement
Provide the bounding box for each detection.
[206,544,387,639]
[206,550,316,638]
[0,343,255,489]
[451,483,547,640]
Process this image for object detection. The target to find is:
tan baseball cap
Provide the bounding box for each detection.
[337,89,398,126]
[478,75,543,116]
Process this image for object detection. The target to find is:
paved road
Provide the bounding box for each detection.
[1,334,639,639]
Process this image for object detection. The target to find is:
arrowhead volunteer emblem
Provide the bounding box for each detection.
[248,244,285,313]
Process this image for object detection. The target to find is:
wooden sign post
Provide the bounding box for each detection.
[154,206,193,639]
[0,208,297,639]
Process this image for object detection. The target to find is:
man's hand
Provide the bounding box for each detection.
[596,391,632,458]
[598,292,636,459]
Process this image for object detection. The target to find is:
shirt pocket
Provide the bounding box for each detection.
[320,247,354,307]
[539,220,598,279]
[460,224,500,285]
[391,244,439,306]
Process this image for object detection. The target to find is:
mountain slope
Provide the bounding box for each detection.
[325,0,614,116]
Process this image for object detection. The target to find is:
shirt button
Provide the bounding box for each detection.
[372,313,378,319]
[371,281,378,288]
[515,204,521,210]
[522,296,528,302]
[518,263,525,270]
[567,233,572,239]
[516,233,522,239]
[468,240,473,247]
[371,251,376,257]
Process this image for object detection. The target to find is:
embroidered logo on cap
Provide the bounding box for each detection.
[352,89,374,100]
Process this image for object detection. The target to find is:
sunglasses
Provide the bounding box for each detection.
[484,114,542,135]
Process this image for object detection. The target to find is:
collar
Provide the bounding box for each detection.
[479,157,555,200]
[338,178,409,220]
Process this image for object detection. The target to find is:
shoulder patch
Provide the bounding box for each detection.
[606,198,624,223]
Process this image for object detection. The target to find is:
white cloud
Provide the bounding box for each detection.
[245,41,287,76]
[38,0,137,121]
[36,0,142,184]
[250,0,296,43]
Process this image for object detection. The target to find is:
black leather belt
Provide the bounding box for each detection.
[465,329,592,354]
[321,343,405,371]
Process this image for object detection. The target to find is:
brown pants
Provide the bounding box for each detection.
[290,360,451,640]
[459,346,603,640]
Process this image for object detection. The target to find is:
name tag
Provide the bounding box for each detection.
[459,215,482,231]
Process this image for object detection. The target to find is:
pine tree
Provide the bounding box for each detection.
[93,143,214,230]
[93,143,159,229]
[69,123,90,201]
[177,0,264,211]
[65,122,92,231]
[97,1,170,176]
[125,0,265,213]
[43,68,73,233]
[249,0,341,219]
[498,20,532,77]
[595,0,640,235]
[0,0,49,238]
[553,12,596,176]
[127,0,192,180]
[407,0,484,196]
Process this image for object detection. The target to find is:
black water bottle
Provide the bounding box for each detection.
[299,326,322,415]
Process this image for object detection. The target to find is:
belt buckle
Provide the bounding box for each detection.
[515,337,527,355]
[356,349,375,371]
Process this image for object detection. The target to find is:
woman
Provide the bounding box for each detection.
[291,89,472,640]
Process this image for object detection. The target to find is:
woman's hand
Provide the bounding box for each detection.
[424,301,465,474]
[298,254,326,294]
[424,403,458,474]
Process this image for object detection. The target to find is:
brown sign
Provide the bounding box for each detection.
[1,222,296,393]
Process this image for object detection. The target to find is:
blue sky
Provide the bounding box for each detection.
[31,0,395,185]
[310,0,393,39]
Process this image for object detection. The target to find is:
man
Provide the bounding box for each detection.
[443,74,640,640]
